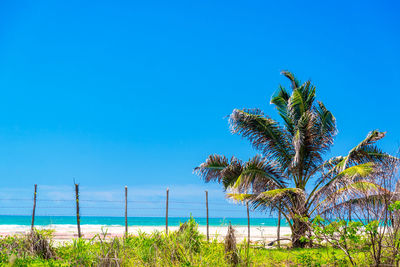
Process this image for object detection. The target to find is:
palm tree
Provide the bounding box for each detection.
[194,71,391,248]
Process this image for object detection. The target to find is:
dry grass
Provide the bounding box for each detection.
[224,222,240,266]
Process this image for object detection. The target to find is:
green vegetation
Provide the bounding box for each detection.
[0,218,373,266]
[195,71,392,247]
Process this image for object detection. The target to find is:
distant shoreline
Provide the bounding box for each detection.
[0,215,288,227]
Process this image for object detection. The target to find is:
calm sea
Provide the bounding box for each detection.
[0,215,287,227]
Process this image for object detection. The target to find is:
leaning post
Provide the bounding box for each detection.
[277,209,281,248]
[31,184,37,232]
[349,203,352,221]
[246,201,250,247]
[166,188,169,235]
[75,184,82,238]
[125,186,128,236]
[205,190,209,241]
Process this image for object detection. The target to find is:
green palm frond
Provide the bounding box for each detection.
[315,101,336,136]
[286,79,316,122]
[307,162,376,211]
[292,111,313,171]
[259,188,304,201]
[313,180,389,215]
[319,162,376,192]
[229,109,293,168]
[321,156,345,172]
[319,192,397,215]
[337,162,375,178]
[313,101,336,151]
[288,89,306,122]
[281,70,301,89]
[230,155,285,192]
[271,86,294,133]
[194,155,242,187]
[226,193,253,202]
[219,160,244,188]
[334,181,387,196]
[227,188,302,204]
[228,188,304,214]
[300,81,316,111]
[339,130,388,171]
[313,131,389,191]
[229,188,305,228]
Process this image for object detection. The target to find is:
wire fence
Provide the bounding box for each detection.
[0,184,284,241]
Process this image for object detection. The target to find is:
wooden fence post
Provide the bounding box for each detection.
[205,190,209,241]
[75,184,81,238]
[277,209,281,248]
[246,202,250,247]
[349,203,352,221]
[125,186,128,236]
[166,188,169,235]
[31,184,37,232]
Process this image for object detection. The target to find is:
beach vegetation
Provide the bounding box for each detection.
[0,218,371,266]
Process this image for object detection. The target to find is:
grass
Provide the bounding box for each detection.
[0,218,369,266]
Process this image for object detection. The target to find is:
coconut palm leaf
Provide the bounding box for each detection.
[229,108,293,168]
[333,180,386,196]
[318,192,398,215]
[194,155,242,187]
[337,162,375,178]
[271,86,294,134]
[313,131,391,192]
[228,188,303,211]
[291,111,317,175]
[314,181,388,214]
[288,89,306,122]
[313,101,336,153]
[339,130,388,171]
[281,70,301,89]
[230,155,285,192]
[301,81,316,112]
[226,190,295,229]
[228,188,304,224]
[307,162,376,210]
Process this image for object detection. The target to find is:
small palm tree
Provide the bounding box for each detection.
[194,71,391,247]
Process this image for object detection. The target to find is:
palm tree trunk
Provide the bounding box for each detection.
[291,215,309,248]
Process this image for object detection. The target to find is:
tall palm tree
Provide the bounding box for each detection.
[194,71,391,247]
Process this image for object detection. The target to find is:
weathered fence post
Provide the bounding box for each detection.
[75,184,81,238]
[31,184,37,232]
[349,203,352,221]
[166,188,169,235]
[205,190,209,241]
[246,202,250,247]
[277,209,281,248]
[125,186,128,236]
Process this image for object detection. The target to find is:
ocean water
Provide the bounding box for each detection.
[0,215,287,227]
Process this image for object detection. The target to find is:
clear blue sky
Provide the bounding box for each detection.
[0,0,399,218]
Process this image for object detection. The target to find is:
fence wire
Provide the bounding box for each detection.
[0,186,281,233]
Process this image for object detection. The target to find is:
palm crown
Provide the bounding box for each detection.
[194,71,391,247]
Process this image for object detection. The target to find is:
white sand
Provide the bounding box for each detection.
[0,224,292,244]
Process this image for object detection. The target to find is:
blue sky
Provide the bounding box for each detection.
[0,0,399,218]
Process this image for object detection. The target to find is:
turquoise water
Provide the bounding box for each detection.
[0,215,287,227]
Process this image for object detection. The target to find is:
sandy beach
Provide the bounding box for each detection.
[0,224,292,244]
